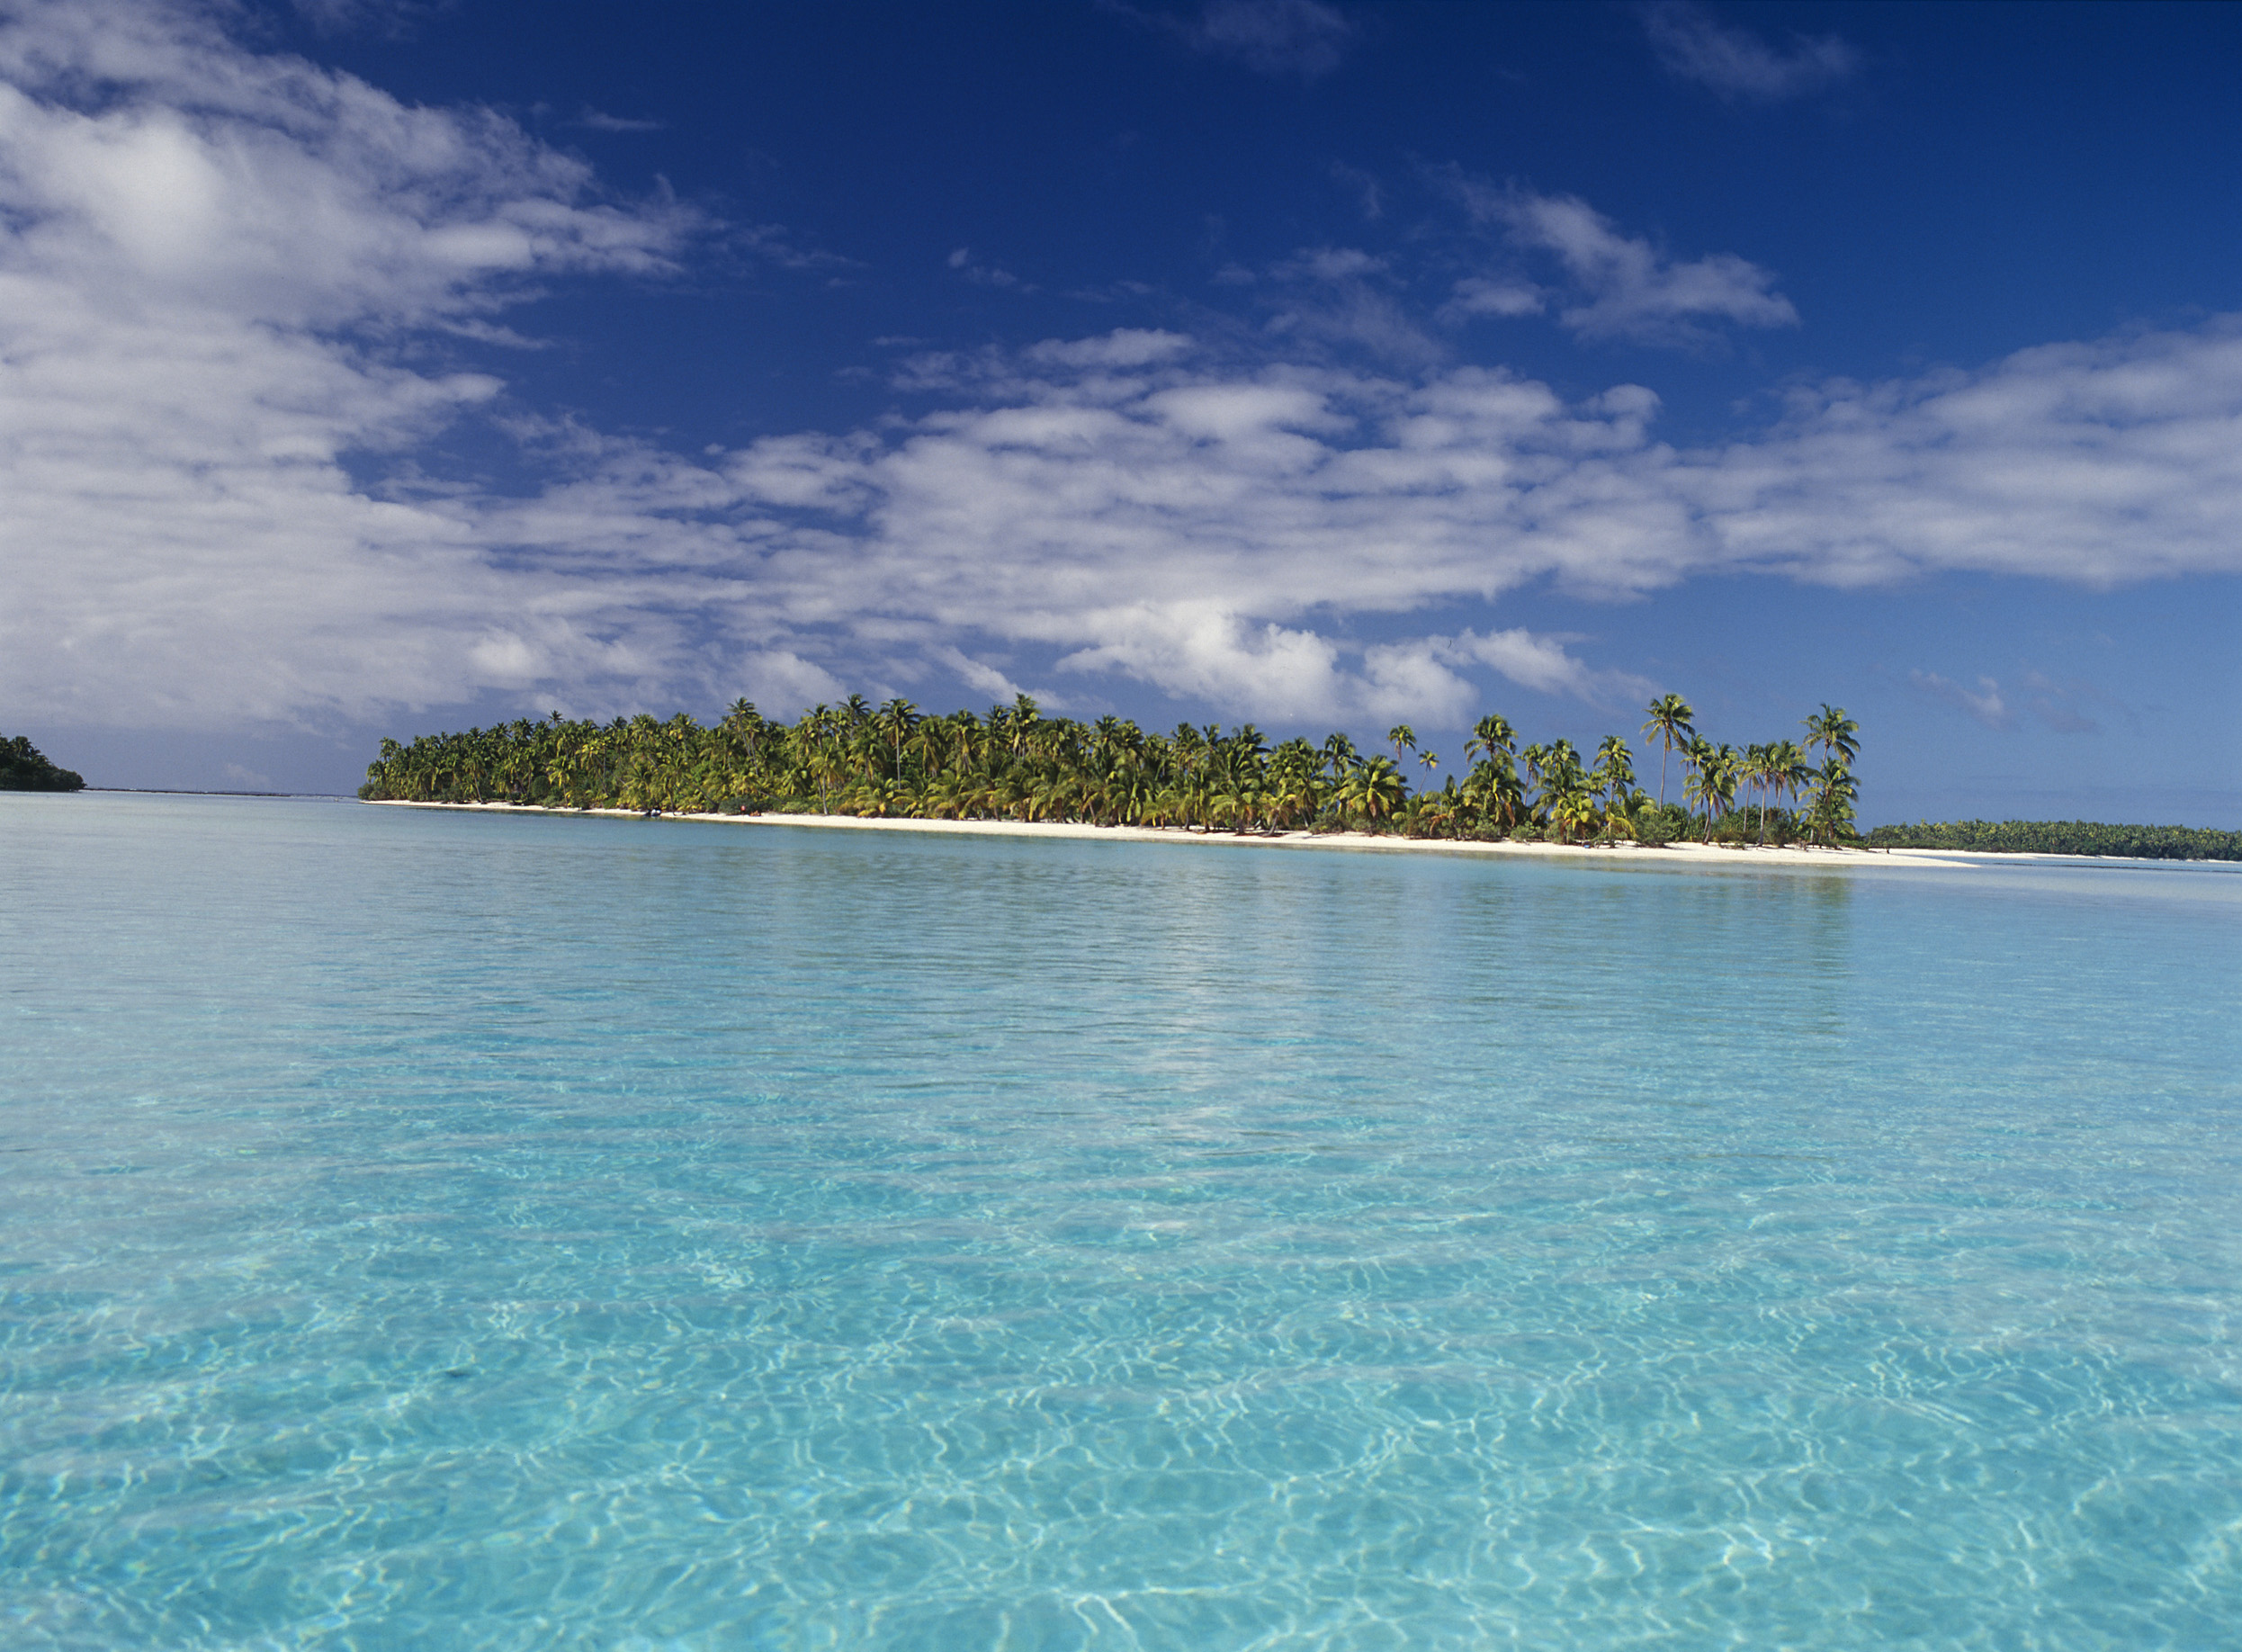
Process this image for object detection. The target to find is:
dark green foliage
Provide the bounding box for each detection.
[1865,820,2241,860]
[0,735,85,792]
[358,695,1858,844]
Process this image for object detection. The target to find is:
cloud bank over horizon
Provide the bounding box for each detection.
[4,0,2238,755]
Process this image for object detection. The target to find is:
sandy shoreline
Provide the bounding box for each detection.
[365,798,1981,870]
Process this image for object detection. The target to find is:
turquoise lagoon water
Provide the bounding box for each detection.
[4,793,2240,1650]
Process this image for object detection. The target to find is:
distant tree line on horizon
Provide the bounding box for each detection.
[1865,820,2240,861]
[1,735,85,792]
[358,694,1869,847]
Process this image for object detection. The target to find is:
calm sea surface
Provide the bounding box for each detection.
[4,794,2239,1650]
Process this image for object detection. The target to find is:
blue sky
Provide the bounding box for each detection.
[4,0,2238,822]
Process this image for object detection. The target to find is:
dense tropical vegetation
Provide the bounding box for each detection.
[360,694,1870,846]
[1864,820,2241,861]
[1,735,85,792]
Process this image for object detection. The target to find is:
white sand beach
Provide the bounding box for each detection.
[369,799,1974,869]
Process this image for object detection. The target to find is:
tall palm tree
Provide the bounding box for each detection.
[1640,694,1695,809]
[876,698,919,779]
[1386,724,1417,768]
[1772,740,1811,827]
[1592,735,1636,811]
[1466,714,1515,768]
[1322,731,1358,782]
[1742,741,1773,844]
[1683,738,1738,840]
[1806,704,1860,765]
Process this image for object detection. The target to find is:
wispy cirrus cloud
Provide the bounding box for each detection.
[1181,0,1356,80]
[1910,671,2013,731]
[572,108,666,134]
[947,246,1032,292]
[1643,2,1860,103]
[1909,669,2112,735]
[1110,0,1358,82]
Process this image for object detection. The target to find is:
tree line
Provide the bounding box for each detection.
[1,735,85,792]
[1865,820,2240,860]
[359,694,1868,846]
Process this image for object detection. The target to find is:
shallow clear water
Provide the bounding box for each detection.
[4,794,2239,1650]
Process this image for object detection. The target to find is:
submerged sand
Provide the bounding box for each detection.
[368,799,1973,869]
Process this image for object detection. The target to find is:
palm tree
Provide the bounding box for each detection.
[1341,756,1407,824]
[1640,694,1695,808]
[1806,704,1860,765]
[1466,714,1515,768]
[1683,738,1739,840]
[1520,742,1549,817]
[1772,740,1811,827]
[362,683,1870,848]
[1805,758,1860,845]
[875,698,919,779]
[1321,731,1358,782]
[1592,735,1636,810]
[1549,785,1599,844]
[1741,742,1773,845]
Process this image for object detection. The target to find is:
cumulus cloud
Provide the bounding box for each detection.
[1440,629,1656,706]
[0,0,702,727]
[8,2,2242,741]
[1643,2,1860,103]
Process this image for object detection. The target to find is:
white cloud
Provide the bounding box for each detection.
[1910,668,2108,736]
[572,108,665,133]
[932,645,1030,705]
[1178,0,1356,81]
[1024,328,1194,370]
[1442,276,1544,320]
[1643,2,1860,103]
[1439,629,1657,706]
[1254,244,1443,364]
[946,247,1028,290]
[1481,188,1798,346]
[1909,671,2013,731]
[0,0,706,728]
[7,3,2242,742]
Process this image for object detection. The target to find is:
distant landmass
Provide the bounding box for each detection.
[1866,820,2239,861]
[1,735,85,792]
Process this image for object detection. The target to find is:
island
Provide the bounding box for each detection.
[360,694,1871,848]
[1,735,85,792]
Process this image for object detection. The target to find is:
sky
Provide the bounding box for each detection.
[3,0,2238,822]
